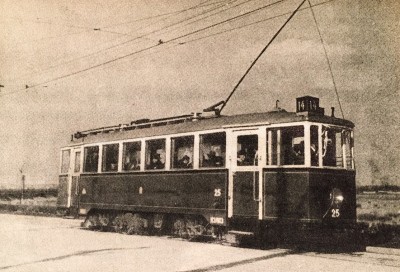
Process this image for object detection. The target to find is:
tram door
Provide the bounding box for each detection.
[68,148,81,214]
[230,130,263,218]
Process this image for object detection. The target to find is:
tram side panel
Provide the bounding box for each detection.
[263,169,310,220]
[232,171,259,217]
[78,170,228,224]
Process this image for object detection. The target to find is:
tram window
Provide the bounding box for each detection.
[310,126,319,166]
[322,127,339,167]
[102,144,119,172]
[267,126,304,165]
[171,136,194,169]
[343,130,353,169]
[282,126,304,165]
[237,135,258,166]
[268,129,278,165]
[74,151,81,173]
[145,139,166,170]
[199,132,226,168]
[322,126,352,168]
[123,142,141,171]
[83,146,99,172]
[60,150,70,174]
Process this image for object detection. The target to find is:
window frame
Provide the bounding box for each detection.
[102,143,120,172]
[199,131,226,169]
[74,150,82,173]
[171,135,195,170]
[122,140,142,172]
[145,138,167,170]
[266,124,306,167]
[83,145,100,173]
[265,122,354,169]
[319,124,354,170]
[60,149,71,174]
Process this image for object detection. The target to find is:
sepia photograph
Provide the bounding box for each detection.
[0,0,399,271]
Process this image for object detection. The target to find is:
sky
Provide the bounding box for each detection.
[0,0,399,188]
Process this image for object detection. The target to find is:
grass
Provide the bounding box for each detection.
[357,192,400,225]
[357,184,400,193]
[356,191,400,248]
[0,188,58,201]
[0,188,60,216]
[0,203,63,217]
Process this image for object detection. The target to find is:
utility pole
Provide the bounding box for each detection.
[19,166,25,204]
[20,175,25,204]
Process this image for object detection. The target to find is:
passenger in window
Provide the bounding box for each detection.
[237,150,248,166]
[178,155,192,168]
[310,143,318,166]
[289,141,304,165]
[214,156,224,167]
[125,157,140,170]
[149,154,164,169]
[204,150,224,167]
[203,150,215,166]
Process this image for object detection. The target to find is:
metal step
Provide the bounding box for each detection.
[228,230,254,236]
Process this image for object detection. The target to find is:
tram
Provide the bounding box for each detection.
[57,95,362,249]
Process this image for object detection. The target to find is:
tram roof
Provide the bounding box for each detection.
[68,110,354,146]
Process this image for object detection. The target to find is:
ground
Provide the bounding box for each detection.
[0,214,399,272]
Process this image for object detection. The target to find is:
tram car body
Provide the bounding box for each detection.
[57,96,360,248]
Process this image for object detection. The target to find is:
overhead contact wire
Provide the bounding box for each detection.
[180,0,334,45]
[8,0,232,84]
[307,0,344,118]
[2,0,291,96]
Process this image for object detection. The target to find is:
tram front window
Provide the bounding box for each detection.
[310,125,319,166]
[282,126,304,165]
[322,126,353,168]
[267,126,304,166]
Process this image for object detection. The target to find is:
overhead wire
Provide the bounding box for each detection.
[3,1,217,48]
[156,0,287,46]
[0,0,290,96]
[307,0,344,118]
[2,0,339,103]
[100,0,220,29]
[123,0,237,36]
[2,15,140,40]
[179,0,334,45]
[4,0,225,84]
[116,0,225,35]
[156,0,260,37]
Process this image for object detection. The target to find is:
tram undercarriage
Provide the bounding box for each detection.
[80,209,365,251]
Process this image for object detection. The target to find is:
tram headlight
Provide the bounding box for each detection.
[330,188,344,207]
